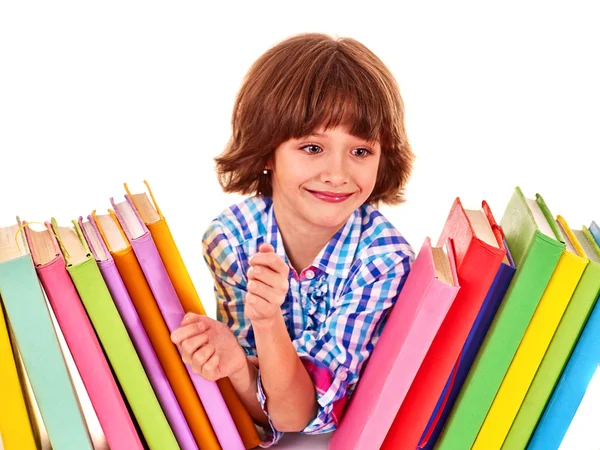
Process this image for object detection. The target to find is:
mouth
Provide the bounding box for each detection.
[306,189,355,203]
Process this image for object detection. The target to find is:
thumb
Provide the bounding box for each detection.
[259,243,275,253]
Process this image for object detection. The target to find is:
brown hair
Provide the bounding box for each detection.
[215,32,414,205]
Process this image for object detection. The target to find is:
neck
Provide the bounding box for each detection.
[273,202,339,275]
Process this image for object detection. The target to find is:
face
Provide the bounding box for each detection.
[268,124,381,232]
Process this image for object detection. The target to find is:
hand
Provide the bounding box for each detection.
[170,313,248,382]
[245,243,290,327]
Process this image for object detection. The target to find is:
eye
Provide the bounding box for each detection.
[300,144,323,155]
[351,147,373,158]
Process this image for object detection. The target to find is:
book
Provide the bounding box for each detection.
[418,201,516,449]
[78,214,198,450]
[472,207,587,449]
[380,198,506,450]
[91,210,221,450]
[23,221,141,450]
[528,223,600,448]
[328,237,459,450]
[111,196,245,450]
[434,187,566,450]
[50,218,179,450]
[0,220,92,450]
[502,219,600,449]
[0,298,37,450]
[125,180,261,450]
[558,364,600,450]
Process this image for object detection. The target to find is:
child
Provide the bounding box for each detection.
[171,32,415,447]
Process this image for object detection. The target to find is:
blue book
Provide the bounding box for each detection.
[418,204,517,450]
[528,221,600,449]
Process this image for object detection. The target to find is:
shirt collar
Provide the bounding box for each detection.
[265,200,361,279]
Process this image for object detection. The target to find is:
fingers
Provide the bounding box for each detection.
[249,250,289,276]
[245,291,280,319]
[248,264,289,293]
[247,278,287,306]
[179,333,209,365]
[191,343,216,370]
[170,320,208,346]
[259,243,275,253]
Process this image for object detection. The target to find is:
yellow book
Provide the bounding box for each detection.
[0,301,37,450]
[473,211,588,449]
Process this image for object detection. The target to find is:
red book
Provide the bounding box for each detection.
[380,198,506,450]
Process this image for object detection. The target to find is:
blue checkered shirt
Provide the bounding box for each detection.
[202,196,414,447]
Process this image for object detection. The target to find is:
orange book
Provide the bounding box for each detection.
[90,210,220,450]
[125,180,260,449]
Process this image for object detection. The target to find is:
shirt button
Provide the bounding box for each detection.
[338,369,348,381]
[305,269,315,280]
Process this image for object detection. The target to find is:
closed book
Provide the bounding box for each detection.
[91,210,221,450]
[0,297,36,450]
[528,223,600,449]
[0,221,92,450]
[78,216,198,450]
[125,180,260,449]
[23,221,141,450]
[380,198,506,450]
[419,201,516,449]
[51,218,179,450]
[473,205,587,449]
[435,187,565,450]
[503,218,600,449]
[329,237,459,450]
[111,196,245,450]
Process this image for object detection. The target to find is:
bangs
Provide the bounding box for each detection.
[271,49,394,146]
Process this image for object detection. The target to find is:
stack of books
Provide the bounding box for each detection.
[1,184,598,450]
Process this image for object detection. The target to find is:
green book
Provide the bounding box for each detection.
[435,187,565,450]
[0,221,93,450]
[502,220,600,449]
[51,218,180,450]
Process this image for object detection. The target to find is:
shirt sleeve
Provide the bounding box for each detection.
[202,219,256,357]
[291,251,413,435]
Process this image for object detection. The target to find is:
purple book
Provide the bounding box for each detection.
[79,215,198,450]
[111,195,245,450]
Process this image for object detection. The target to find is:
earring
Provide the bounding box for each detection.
[263,169,268,175]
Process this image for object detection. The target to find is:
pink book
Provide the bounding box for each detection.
[111,195,245,450]
[23,221,143,450]
[78,215,199,450]
[329,237,460,450]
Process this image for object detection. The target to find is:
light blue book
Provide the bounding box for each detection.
[0,221,92,450]
[527,221,600,449]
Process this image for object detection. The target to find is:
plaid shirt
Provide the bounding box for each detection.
[202,196,414,447]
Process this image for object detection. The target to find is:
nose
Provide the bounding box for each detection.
[321,152,349,187]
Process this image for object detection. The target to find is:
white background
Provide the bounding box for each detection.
[1,2,599,449]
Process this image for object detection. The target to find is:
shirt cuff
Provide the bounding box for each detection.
[255,368,285,447]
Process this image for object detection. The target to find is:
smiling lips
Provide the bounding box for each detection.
[307,189,354,203]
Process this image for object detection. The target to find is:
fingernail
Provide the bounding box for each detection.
[248,280,255,289]
[247,267,254,277]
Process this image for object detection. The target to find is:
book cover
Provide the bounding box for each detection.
[0,298,37,450]
[78,216,198,450]
[111,196,245,450]
[329,237,459,450]
[23,221,141,450]
[528,224,600,449]
[0,220,92,450]
[472,208,587,449]
[91,210,221,450]
[125,180,260,449]
[419,201,516,449]
[502,219,600,449]
[435,187,565,450]
[51,218,179,450]
[380,198,506,450]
